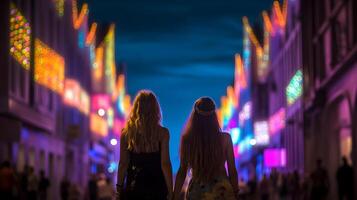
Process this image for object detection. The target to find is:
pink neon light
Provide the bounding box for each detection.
[264,148,286,167]
[269,108,286,135]
[254,121,269,145]
[91,94,111,111]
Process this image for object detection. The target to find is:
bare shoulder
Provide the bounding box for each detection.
[221,132,231,142]
[159,126,170,140]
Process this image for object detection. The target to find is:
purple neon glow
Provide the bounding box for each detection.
[264,148,286,167]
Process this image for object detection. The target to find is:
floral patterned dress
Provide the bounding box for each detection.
[186,176,236,200]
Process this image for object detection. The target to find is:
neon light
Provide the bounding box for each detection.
[72,0,88,29]
[92,45,104,91]
[264,148,286,167]
[53,0,64,17]
[234,54,247,97]
[10,3,31,70]
[239,101,252,126]
[92,94,111,111]
[78,29,85,48]
[113,119,124,136]
[104,24,116,93]
[34,39,65,94]
[86,23,97,45]
[107,108,114,128]
[286,70,303,106]
[90,113,108,137]
[269,108,286,135]
[254,121,269,145]
[64,79,80,107]
[230,128,241,145]
[63,79,89,115]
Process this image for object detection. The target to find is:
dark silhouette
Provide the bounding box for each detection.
[60,177,70,200]
[38,170,50,200]
[259,174,270,200]
[310,159,329,200]
[88,174,98,200]
[0,161,15,200]
[336,157,354,200]
[27,167,38,200]
[291,170,301,200]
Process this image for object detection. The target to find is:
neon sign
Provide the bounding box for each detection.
[286,70,303,106]
[264,148,286,167]
[254,121,269,145]
[34,39,65,94]
[269,108,286,135]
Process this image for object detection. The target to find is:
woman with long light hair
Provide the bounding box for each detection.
[116,90,173,199]
[173,97,239,200]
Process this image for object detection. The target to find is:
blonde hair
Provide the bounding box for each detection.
[122,90,162,152]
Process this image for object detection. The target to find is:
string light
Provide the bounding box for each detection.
[34,39,65,94]
[286,69,303,105]
[10,3,31,70]
[53,0,64,17]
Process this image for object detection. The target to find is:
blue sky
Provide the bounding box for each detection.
[84,0,272,172]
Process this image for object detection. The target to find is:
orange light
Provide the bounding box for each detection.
[34,39,65,94]
[63,79,90,115]
[72,0,88,29]
[86,23,97,45]
[262,11,273,34]
[90,113,108,137]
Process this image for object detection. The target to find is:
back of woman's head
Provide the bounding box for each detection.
[181,97,224,182]
[123,90,162,152]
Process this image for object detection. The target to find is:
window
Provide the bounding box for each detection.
[331,7,348,65]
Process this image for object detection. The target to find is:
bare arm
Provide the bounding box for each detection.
[117,133,129,187]
[160,128,173,196]
[225,134,239,192]
[173,139,188,200]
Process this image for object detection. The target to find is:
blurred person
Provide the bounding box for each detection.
[20,165,30,200]
[238,178,249,199]
[247,174,258,200]
[98,177,114,200]
[173,97,239,200]
[116,90,173,200]
[278,174,288,200]
[88,174,98,200]
[60,176,70,200]
[291,170,301,200]
[269,169,279,200]
[310,159,329,200]
[68,183,81,200]
[38,170,50,200]
[0,161,16,200]
[259,174,270,200]
[336,156,354,200]
[27,167,38,200]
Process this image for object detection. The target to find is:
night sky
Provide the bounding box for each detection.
[84,0,272,172]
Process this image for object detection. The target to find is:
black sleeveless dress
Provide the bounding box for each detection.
[124,150,168,200]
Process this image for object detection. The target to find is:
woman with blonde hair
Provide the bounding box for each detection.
[116,90,173,199]
[173,97,239,200]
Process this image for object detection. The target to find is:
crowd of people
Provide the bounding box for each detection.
[0,161,116,200]
[0,161,51,200]
[238,157,354,200]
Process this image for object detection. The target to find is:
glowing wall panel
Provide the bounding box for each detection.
[286,70,303,106]
[34,39,65,94]
[10,3,31,70]
[264,148,286,167]
[63,79,89,115]
[90,113,108,137]
[269,108,286,135]
[91,94,111,111]
[254,121,269,145]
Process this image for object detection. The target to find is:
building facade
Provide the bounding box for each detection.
[302,0,357,199]
[0,0,131,199]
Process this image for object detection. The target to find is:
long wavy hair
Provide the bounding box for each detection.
[122,90,162,152]
[180,97,224,182]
